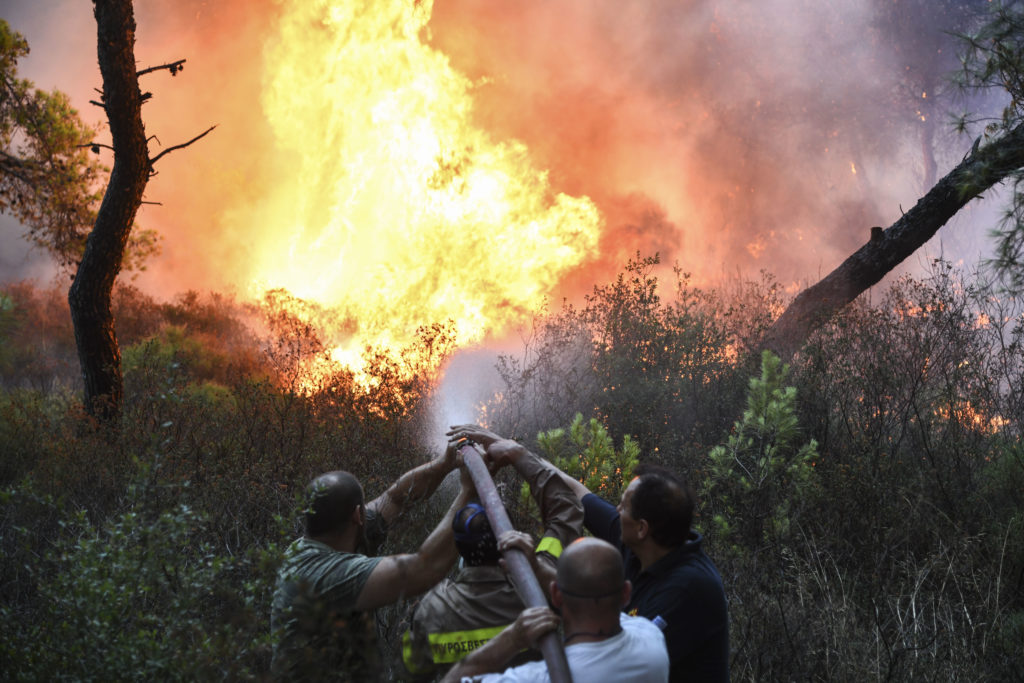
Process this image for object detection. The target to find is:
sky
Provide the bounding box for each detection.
[0,0,1005,322]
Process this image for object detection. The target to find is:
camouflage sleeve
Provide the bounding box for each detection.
[362,505,388,555]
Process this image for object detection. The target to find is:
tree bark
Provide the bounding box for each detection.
[763,122,1024,360]
[68,0,149,421]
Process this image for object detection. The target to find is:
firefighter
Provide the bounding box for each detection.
[401,438,584,677]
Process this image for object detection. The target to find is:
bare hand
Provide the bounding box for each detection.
[441,438,462,472]
[497,530,540,578]
[511,606,560,649]
[485,439,527,471]
[447,424,504,448]
[498,530,536,555]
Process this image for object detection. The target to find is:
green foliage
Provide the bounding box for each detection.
[533,413,639,503]
[0,291,15,371]
[957,2,1024,134]
[0,388,72,486]
[702,350,818,551]
[584,254,744,462]
[0,19,158,272]
[124,325,231,386]
[0,277,459,680]
[490,253,759,478]
[956,2,1024,292]
[0,281,78,391]
[0,476,287,681]
[1,260,1023,680]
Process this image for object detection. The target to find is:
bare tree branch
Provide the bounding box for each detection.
[78,142,115,153]
[149,124,216,167]
[0,150,41,183]
[136,59,185,78]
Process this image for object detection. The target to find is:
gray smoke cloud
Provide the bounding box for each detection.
[428,0,1001,291]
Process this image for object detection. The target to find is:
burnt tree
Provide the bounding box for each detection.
[69,0,212,421]
[763,122,1024,359]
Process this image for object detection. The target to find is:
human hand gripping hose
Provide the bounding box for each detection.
[456,440,573,683]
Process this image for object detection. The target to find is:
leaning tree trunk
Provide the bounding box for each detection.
[763,122,1024,360]
[68,0,149,421]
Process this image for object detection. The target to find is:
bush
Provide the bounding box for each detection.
[0,476,287,681]
[2,257,1023,680]
[0,283,454,680]
[488,254,755,481]
[534,412,639,505]
[702,350,818,554]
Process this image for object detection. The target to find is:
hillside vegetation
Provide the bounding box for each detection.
[1,256,1021,681]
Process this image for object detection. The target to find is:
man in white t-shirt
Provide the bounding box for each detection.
[441,537,669,683]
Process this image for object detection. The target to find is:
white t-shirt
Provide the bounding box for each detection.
[469,613,669,683]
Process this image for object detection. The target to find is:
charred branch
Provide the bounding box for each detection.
[148,124,216,167]
[136,59,185,78]
[763,122,1024,361]
[79,142,115,154]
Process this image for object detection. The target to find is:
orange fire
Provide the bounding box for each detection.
[231,0,602,376]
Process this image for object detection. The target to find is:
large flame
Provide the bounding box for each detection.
[232,0,601,369]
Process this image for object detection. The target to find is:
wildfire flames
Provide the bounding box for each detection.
[10,0,960,385]
[234,0,601,372]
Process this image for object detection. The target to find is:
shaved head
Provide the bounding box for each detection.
[305,470,364,537]
[556,537,625,610]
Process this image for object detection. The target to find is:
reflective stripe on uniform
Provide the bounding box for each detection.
[401,630,434,674]
[426,623,510,664]
[535,535,563,558]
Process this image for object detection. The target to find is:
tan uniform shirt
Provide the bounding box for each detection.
[402,451,583,676]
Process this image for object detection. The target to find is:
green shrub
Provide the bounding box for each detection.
[702,350,818,552]
[534,412,639,504]
[489,254,753,479]
[0,475,288,681]
[2,257,1022,680]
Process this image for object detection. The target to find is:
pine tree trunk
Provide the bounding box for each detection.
[68,0,149,421]
[763,122,1024,360]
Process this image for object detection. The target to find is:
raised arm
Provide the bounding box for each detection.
[486,439,584,559]
[498,530,557,602]
[355,464,472,610]
[440,607,560,683]
[365,440,459,527]
[448,424,593,502]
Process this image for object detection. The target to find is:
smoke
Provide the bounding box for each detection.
[1,1,1001,302]
[427,0,997,290]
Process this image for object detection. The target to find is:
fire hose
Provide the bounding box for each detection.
[457,441,574,683]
